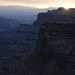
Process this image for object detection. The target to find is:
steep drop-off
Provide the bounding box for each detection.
[35,22,75,75]
[6,22,75,75]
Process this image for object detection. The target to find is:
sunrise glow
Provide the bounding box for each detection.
[64,7,70,10]
[0,0,75,9]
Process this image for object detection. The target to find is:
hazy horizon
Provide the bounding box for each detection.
[0,5,74,9]
[0,6,58,24]
[0,0,75,8]
[0,5,58,9]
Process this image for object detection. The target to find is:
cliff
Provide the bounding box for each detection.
[1,7,75,75]
[34,22,75,75]
[5,22,75,75]
[33,7,75,25]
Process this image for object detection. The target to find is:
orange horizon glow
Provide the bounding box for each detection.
[0,1,75,9]
[64,7,70,10]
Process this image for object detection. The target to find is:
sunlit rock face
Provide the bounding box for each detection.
[33,7,75,26]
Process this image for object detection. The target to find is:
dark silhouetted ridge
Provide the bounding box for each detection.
[33,7,75,26]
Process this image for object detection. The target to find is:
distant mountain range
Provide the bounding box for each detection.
[0,16,21,30]
[0,6,57,24]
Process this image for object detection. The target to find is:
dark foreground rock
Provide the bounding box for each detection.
[3,22,75,75]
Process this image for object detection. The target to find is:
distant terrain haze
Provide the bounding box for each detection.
[0,6,57,24]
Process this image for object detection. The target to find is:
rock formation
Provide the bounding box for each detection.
[34,22,75,75]
[33,7,75,25]
[1,7,75,75]
[6,22,75,75]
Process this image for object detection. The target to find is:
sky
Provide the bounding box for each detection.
[0,0,75,8]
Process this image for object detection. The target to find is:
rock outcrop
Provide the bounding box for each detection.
[6,22,75,75]
[35,22,75,75]
[33,7,75,25]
